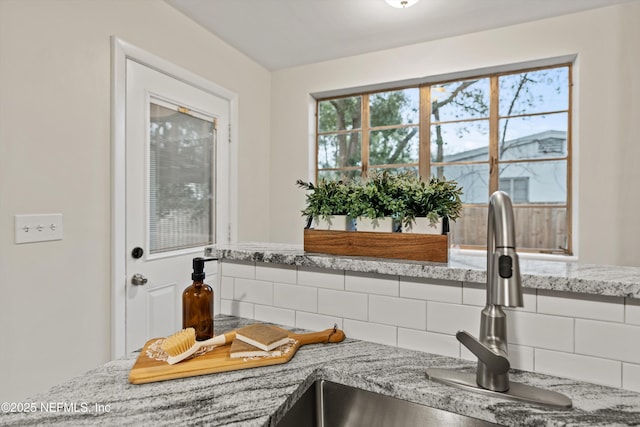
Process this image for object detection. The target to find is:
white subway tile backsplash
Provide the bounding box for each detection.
[254,305,295,327]
[318,289,368,320]
[220,299,254,318]
[623,363,640,393]
[514,289,537,313]
[507,311,573,352]
[509,344,534,371]
[346,272,399,296]
[220,260,255,279]
[218,262,640,393]
[462,282,486,307]
[626,298,640,326]
[535,349,622,388]
[213,278,221,318]
[298,267,344,290]
[256,263,297,284]
[220,299,231,316]
[400,277,462,304]
[233,278,273,305]
[463,283,536,312]
[575,319,640,364]
[398,328,459,358]
[343,319,396,346]
[369,295,426,329]
[427,302,480,335]
[220,276,234,299]
[296,311,344,332]
[537,290,624,322]
[273,283,317,312]
[205,261,218,275]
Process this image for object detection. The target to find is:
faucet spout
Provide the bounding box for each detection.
[487,191,523,308]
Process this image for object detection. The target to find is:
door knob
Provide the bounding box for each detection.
[131,273,148,286]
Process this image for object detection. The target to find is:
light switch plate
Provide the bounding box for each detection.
[15,214,63,244]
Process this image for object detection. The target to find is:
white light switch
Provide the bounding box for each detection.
[15,214,63,244]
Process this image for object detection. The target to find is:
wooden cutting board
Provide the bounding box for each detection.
[128,326,345,384]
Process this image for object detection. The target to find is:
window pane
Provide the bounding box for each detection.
[318,132,361,168]
[449,206,487,247]
[499,67,569,116]
[451,206,568,252]
[431,78,490,122]
[513,206,568,252]
[314,64,571,254]
[370,127,419,165]
[499,160,566,204]
[431,120,489,162]
[317,169,362,182]
[318,96,362,132]
[370,88,419,127]
[499,177,530,203]
[149,102,215,254]
[369,166,419,177]
[431,163,489,204]
[451,206,568,251]
[499,114,567,160]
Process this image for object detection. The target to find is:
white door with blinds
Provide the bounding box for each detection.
[125,59,229,352]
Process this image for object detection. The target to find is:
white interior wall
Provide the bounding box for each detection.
[0,0,270,401]
[270,2,640,267]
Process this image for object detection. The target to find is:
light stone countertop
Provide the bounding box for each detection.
[2,315,639,426]
[205,243,640,299]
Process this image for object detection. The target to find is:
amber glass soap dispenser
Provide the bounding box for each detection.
[183,257,216,341]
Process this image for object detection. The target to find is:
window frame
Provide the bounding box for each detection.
[315,63,573,255]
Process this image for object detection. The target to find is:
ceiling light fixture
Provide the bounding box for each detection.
[385,0,419,8]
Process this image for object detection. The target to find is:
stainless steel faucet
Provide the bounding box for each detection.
[426,191,572,408]
[457,191,522,392]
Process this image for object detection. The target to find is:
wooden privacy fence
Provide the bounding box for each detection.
[449,205,568,253]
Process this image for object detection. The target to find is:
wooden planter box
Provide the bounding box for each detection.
[303,229,448,263]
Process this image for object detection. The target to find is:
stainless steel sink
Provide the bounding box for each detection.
[275,379,499,427]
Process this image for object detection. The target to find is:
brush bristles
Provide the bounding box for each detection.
[161,328,196,356]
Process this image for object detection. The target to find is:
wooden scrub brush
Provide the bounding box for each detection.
[161,328,236,365]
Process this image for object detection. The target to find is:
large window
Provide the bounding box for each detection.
[316,64,572,254]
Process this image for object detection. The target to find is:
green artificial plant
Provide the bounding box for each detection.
[401,175,463,229]
[296,178,351,226]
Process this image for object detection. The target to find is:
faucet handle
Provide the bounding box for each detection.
[456,331,510,374]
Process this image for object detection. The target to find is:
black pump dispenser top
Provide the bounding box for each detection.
[192,257,217,281]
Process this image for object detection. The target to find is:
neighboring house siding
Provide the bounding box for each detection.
[444,130,567,204]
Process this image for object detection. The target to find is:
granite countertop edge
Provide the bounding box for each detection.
[2,315,639,426]
[205,243,640,299]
